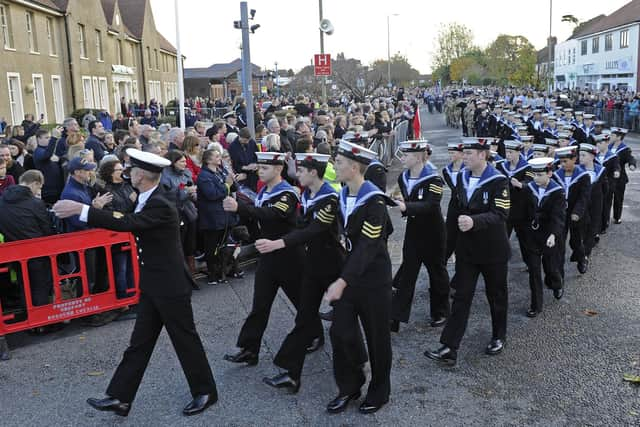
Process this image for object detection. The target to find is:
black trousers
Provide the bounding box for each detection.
[236,251,311,354]
[440,260,508,350]
[523,237,563,312]
[613,181,627,221]
[273,273,332,379]
[391,241,449,323]
[330,286,392,406]
[106,292,216,403]
[585,202,603,257]
[602,186,614,231]
[507,221,529,264]
[565,219,586,263]
[445,209,458,260]
[203,229,226,281]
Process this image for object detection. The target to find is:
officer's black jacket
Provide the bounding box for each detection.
[450,165,511,264]
[498,157,534,223]
[87,186,193,297]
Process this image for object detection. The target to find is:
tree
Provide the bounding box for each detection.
[485,35,537,86]
[332,56,385,101]
[432,23,475,71]
[371,53,420,86]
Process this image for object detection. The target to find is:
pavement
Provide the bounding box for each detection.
[1,109,640,426]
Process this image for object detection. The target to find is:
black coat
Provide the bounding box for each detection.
[498,158,534,223]
[365,161,387,192]
[450,165,511,264]
[0,185,54,241]
[553,166,591,222]
[522,181,566,249]
[87,186,194,297]
[609,142,636,185]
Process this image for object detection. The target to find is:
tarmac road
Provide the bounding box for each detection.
[1,108,639,426]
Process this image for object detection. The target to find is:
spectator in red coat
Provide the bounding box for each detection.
[182,135,203,182]
[0,158,16,195]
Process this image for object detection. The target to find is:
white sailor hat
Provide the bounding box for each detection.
[295,152,331,167]
[555,145,578,159]
[583,113,595,119]
[504,140,523,151]
[563,108,573,112]
[532,109,542,114]
[557,131,571,140]
[579,143,597,155]
[399,140,431,153]
[575,111,584,116]
[592,133,610,142]
[126,148,170,173]
[256,151,286,165]
[541,113,549,118]
[528,157,555,172]
[336,139,377,164]
[548,116,557,121]
[461,137,491,150]
[562,125,575,131]
[447,142,464,152]
[544,138,560,146]
[594,120,606,126]
[611,127,629,134]
[517,126,529,132]
[223,111,236,119]
[532,144,550,153]
[520,135,534,142]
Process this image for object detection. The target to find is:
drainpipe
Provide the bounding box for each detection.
[63,13,77,111]
[139,44,148,104]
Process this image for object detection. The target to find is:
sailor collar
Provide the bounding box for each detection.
[461,164,506,199]
[584,163,606,183]
[339,180,385,228]
[301,182,337,214]
[500,155,529,176]
[255,180,299,207]
[554,165,589,198]
[527,179,562,206]
[402,166,438,195]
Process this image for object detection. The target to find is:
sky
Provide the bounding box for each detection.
[150,0,632,74]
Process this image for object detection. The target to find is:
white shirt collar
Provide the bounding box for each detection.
[135,185,158,213]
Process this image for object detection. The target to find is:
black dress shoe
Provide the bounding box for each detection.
[305,336,324,354]
[430,317,447,327]
[526,308,540,318]
[223,349,258,366]
[553,287,564,300]
[319,309,334,321]
[263,372,300,393]
[614,219,622,224]
[359,400,387,414]
[424,345,457,366]
[182,392,218,416]
[485,339,505,355]
[594,234,600,244]
[87,397,131,417]
[577,258,589,274]
[389,319,399,332]
[327,391,361,413]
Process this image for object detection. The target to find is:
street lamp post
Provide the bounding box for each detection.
[235,2,257,137]
[274,61,280,98]
[387,14,399,90]
[174,0,185,130]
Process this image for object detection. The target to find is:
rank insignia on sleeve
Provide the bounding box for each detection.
[502,189,508,198]
[281,195,288,201]
[113,212,124,219]
[324,204,332,212]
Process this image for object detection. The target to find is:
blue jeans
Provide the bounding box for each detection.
[112,249,134,299]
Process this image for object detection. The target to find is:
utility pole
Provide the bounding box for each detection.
[319,0,326,102]
[387,15,391,90]
[275,61,280,98]
[548,0,553,94]
[240,2,255,137]
[174,0,185,130]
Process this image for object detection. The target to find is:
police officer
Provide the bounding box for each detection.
[390,141,449,333]
[425,137,511,366]
[324,140,394,414]
[256,153,343,393]
[52,149,218,417]
[222,152,322,365]
[513,157,566,317]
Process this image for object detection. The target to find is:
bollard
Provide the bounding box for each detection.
[0,336,10,361]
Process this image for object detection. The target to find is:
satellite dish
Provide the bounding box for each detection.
[319,19,334,35]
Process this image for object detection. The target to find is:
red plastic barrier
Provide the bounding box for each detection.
[0,229,139,335]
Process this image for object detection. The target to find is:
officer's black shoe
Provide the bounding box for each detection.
[485,339,505,355]
[223,349,258,366]
[87,397,131,417]
[183,392,218,416]
[601,227,608,234]
[526,308,540,318]
[305,336,324,354]
[358,400,388,414]
[389,319,400,332]
[326,391,361,413]
[319,309,334,321]
[553,287,564,300]
[430,317,447,327]
[263,372,300,393]
[614,219,622,224]
[424,345,457,366]
[577,258,589,274]
[594,234,600,244]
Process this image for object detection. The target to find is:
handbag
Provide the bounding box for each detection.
[181,199,198,222]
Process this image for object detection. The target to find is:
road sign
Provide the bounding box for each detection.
[314,54,331,76]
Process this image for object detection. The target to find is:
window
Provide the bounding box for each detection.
[116,39,123,64]
[620,29,629,48]
[46,17,56,55]
[592,37,599,54]
[572,48,576,64]
[78,24,87,58]
[1,4,14,49]
[95,30,103,61]
[7,73,24,125]
[581,39,587,55]
[154,49,159,70]
[98,77,109,110]
[129,44,135,67]
[605,33,613,51]
[82,76,93,107]
[146,46,152,69]
[26,11,37,52]
[51,75,64,123]
[32,74,47,122]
